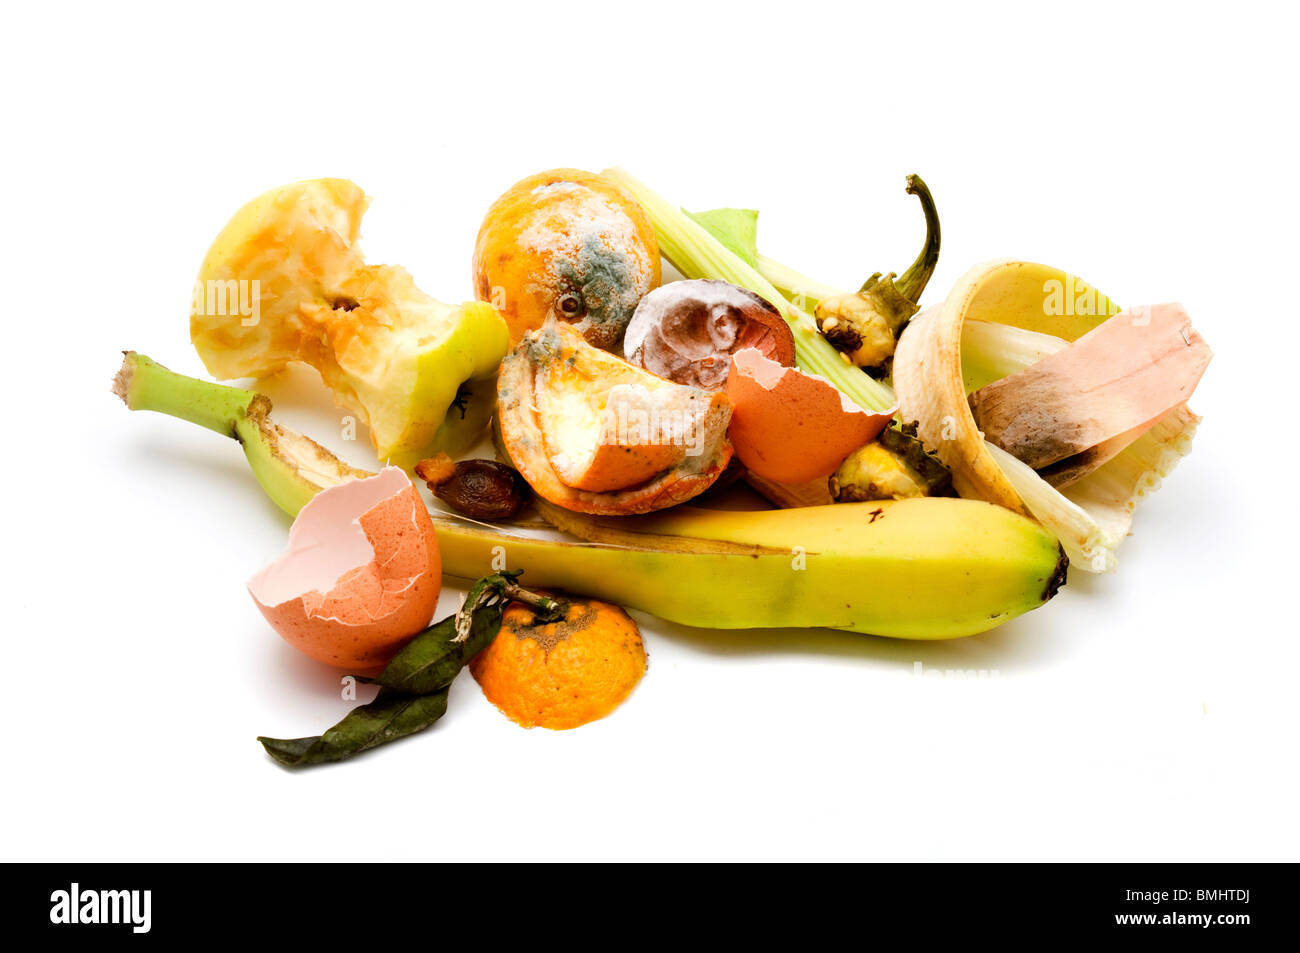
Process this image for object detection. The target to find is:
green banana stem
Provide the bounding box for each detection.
[892,174,941,304]
[114,351,255,437]
[114,352,372,516]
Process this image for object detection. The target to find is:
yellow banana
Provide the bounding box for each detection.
[432,499,1065,638]
[117,353,1067,639]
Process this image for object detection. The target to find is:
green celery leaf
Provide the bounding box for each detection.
[685,208,760,269]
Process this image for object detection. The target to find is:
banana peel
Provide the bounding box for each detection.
[114,352,371,515]
[892,260,1200,572]
[116,352,1065,639]
[437,497,1065,638]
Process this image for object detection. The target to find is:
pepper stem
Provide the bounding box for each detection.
[892,174,941,304]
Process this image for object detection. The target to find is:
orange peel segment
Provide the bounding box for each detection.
[470,597,647,730]
[497,321,733,514]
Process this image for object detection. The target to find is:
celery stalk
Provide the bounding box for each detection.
[985,441,1118,572]
[603,168,896,414]
[754,254,844,314]
[960,320,1068,392]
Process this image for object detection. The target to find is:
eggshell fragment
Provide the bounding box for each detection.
[248,467,441,672]
[725,348,894,484]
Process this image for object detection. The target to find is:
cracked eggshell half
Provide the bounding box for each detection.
[725,348,895,484]
[248,467,441,672]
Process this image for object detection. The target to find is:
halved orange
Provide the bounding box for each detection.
[498,322,733,514]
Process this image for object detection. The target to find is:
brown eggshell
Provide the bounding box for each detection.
[725,348,895,484]
[247,467,442,672]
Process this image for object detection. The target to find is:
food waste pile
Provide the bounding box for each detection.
[117,168,1211,764]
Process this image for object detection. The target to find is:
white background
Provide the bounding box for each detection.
[3,1,1297,861]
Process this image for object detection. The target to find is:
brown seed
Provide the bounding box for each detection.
[415,454,530,521]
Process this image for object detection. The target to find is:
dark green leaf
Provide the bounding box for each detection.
[258,687,450,768]
[256,572,517,768]
[358,602,504,696]
[257,736,318,763]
